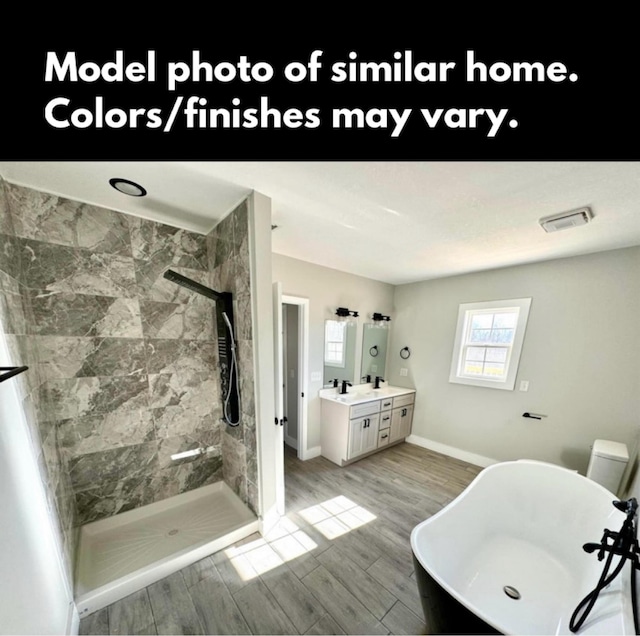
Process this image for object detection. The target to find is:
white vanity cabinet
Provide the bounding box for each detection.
[320,387,416,466]
[389,394,414,444]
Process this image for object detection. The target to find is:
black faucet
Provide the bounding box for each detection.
[362,374,372,383]
[569,498,640,633]
[332,378,339,388]
[374,376,384,389]
[340,380,352,394]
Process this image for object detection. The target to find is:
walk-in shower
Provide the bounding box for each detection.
[73,270,255,618]
[163,269,240,426]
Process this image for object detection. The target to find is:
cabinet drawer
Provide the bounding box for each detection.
[392,393,415,409]
[350,400,381,419]
[380,398,393,412]
[378,428,391,448]
[379,411,392,428]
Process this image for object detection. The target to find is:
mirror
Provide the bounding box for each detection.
[323,319,357,386]
[360,323,390,381]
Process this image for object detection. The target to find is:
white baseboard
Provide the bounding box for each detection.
[300,446,322,460]
[406,434,498,468]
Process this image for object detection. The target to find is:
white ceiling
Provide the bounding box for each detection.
[1,161,639,285]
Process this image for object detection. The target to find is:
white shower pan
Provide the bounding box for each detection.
[74,481,259,617]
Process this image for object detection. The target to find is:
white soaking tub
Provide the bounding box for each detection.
[411,460,637,635]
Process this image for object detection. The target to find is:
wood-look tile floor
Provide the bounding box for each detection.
[79,442,482,635]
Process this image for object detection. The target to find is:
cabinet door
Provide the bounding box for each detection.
[348,414,380,459]
[389,405,414,444]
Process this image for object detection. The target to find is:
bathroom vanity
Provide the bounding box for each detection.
[319,385,416,466]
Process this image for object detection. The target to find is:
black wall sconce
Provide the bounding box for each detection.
[372,312,391,323]
[335,307,359,320]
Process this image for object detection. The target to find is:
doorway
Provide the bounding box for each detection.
[281,295,309,461]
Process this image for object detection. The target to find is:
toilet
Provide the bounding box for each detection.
[586,439,629,495]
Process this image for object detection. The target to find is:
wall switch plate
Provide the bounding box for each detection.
[400,368,408,377]
[311,372,322,382]
[519,380,529,392]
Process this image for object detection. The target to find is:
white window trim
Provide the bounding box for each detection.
[449,297,532,391]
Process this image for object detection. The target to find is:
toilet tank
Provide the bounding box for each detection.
[586,439,629,495]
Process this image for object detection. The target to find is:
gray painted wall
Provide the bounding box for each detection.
[387,246,640,473]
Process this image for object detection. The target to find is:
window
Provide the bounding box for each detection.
[324,320,346,367]
[449,297,532,390]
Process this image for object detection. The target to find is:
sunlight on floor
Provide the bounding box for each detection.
[223,496,376,581]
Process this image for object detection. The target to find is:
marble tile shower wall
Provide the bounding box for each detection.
[0,178,77,583]
[0,182,257,539]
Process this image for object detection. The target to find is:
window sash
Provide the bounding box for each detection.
[449,298,532,391]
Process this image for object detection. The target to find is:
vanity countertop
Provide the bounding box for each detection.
[319,384,415,406]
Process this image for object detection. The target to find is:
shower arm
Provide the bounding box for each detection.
[163,270,230,305]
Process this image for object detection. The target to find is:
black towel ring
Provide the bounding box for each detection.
[400,347,411,359]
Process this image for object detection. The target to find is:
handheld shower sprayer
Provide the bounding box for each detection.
[222,311,240,426]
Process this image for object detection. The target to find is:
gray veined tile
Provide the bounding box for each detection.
[57,410,156,457]
[68,441,158,492]
[4,185,133,256]
[151,404,220,439]
[28,292,143,338]
[144,338,217,375]
[19,238,138,298]
[148,371,218,411]
[129,217,209,270]
[134,259,212,303]
[75,337,147,377]
[139,299,215,340]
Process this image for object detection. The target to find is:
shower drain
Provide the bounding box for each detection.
[167,529,179,536]
[503,585,521,600]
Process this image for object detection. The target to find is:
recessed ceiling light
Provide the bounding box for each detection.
[109,178,147,197]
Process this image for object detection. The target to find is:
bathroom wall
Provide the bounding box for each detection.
[272,253,395,453]
[1,181,257,533]
[388,246,640,472]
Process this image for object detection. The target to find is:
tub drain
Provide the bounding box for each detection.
[503,585,521,600]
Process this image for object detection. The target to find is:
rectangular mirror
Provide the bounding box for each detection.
[323,319,357,386]
[361,323,390,381]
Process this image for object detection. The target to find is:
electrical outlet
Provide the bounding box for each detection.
[519,380,529,392]
[400,368,408,377]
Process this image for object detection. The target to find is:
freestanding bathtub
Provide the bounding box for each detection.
[411,459,637,635]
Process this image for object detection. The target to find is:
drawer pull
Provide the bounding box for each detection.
[381,434,388,439]
[383,401,392,407]
[382,416,390,422]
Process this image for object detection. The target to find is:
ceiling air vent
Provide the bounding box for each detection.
[539,207,593,233]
